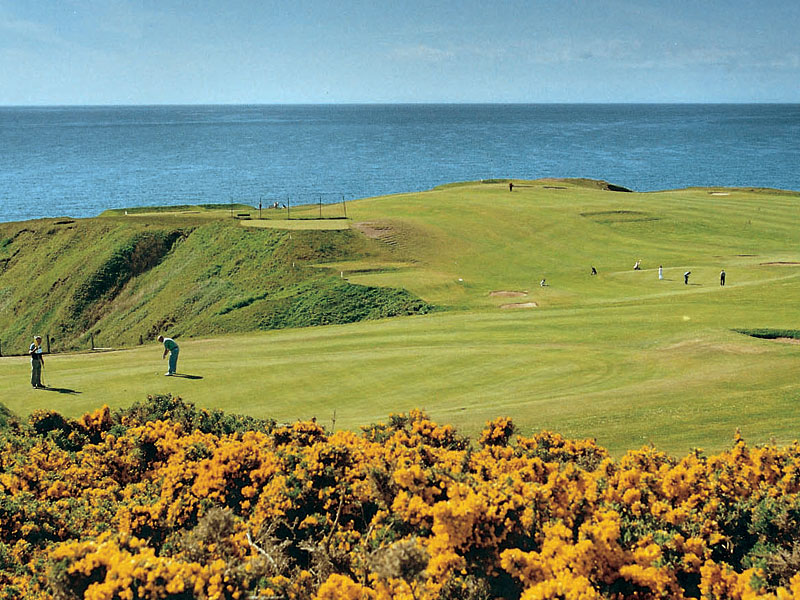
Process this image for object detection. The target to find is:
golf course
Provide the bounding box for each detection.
[2,178,800,455]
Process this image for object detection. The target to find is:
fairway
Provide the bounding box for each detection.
[3,180,800,455]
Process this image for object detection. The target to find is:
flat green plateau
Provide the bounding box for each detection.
[3,179,800,455]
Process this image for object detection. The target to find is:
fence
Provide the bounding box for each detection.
[233,192,352,221]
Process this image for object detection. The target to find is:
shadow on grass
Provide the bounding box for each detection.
[171,374,203,380]
[41,386,81,395]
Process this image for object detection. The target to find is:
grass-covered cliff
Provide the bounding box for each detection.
[0,212,432,352]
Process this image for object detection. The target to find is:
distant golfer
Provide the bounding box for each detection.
[509,182,514,191]
[29,335,45,388]
[658,265,663,280]
[720,269,726,286]
[633,259,641,270]
[158,335,179,376]
[684,271,691,285]
[591,266,597,276]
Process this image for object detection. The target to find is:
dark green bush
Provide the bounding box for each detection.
[115,394,275,436]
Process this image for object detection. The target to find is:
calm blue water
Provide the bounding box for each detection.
[1,104,798,223]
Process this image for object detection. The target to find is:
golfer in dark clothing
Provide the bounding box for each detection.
[29,335,44,388]
[720,270,726,286]
[684,271,691,285]
[158,335,179,376]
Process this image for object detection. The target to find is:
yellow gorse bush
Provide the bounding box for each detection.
[1,396,800,599]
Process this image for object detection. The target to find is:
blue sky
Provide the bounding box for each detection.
[1,0,798,104]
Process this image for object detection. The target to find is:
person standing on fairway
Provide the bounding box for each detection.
[720,269,726,286]
[29,335,45,388]
[684,271,691,285]
[158,335,179,376]
[658,265,663,280]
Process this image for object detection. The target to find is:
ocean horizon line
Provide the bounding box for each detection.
[2,101,799,110]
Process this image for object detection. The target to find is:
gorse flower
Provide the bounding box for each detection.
[1,396,800,599]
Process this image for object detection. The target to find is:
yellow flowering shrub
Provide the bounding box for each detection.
[1,395,800,599]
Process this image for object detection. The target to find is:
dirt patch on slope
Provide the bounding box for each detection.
[490,290,528,298]
[500,302,538,309]
[353,222,393,240]
[352,221,412,254]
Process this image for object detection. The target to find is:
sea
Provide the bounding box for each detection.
[1,104,798,223]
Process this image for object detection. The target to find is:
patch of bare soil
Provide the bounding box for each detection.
[490,290,528,298]
[353,221,393,239]
[352,221,406,252]
[500,302,538,309]
[353,221,427,259]
[353,222,392,239]
[760,261,800,266]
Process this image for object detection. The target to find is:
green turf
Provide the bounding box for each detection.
[3,179,800,455]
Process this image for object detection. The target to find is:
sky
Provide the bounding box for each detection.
[1,0,798,105]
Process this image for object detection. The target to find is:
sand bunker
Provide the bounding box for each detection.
[774,337,800,345]
[500,302,538,309]
[490,290,528,298]
[710,192,730,196]
[760,261,800,266]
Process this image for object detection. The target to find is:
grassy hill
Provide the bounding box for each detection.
[2,179,800,455]
[0,209,431,352]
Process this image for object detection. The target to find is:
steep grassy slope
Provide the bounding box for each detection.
[0,217,188,350]
[0,215,431,353]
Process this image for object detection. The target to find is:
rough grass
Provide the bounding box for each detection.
[0,216,429,351]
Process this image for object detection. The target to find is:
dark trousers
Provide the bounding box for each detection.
[31,360,42,387]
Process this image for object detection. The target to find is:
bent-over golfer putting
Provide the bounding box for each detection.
[157,335,179,376]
